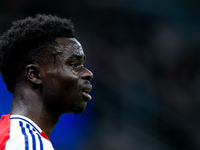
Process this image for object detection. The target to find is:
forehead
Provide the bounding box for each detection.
[55,37,84,57]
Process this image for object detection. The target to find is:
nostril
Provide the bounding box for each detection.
[83,73,93,80]
[85,75,92,81]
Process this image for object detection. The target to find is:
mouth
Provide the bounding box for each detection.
[82,86,92,101]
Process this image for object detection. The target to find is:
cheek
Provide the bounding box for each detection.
[63,68,80,87]
[63,73,79,90]
[56,68,79,87]
[43,67,80,96]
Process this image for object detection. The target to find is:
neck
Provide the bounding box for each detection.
[10,88,59,138]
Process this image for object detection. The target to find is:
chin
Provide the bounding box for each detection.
[71,102,87,114]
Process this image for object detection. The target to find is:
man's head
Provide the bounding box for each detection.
[0,14,93,114]
[0,14,74,93]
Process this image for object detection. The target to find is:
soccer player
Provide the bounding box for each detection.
[0,14,93,149]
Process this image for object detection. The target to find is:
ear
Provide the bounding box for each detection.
[26,64,42,85]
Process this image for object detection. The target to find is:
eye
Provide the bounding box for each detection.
[70,62,79,68]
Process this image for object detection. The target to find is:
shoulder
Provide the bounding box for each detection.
[5,128,54,150]
[0,115,11,150]
[10,115,54,149]
[0,114,11,130]
[4,135,28,150]
[0,115,54,150]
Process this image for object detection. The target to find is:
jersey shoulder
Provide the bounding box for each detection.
[0,115,54,150]
[0,115,11,150]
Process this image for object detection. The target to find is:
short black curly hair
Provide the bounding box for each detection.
[0,14,75,93]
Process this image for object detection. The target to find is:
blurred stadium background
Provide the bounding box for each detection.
[0,0,200,150]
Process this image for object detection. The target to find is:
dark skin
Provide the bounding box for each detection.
[9,37,93,137]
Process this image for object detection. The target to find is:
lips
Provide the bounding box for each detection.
[82,85,92,101]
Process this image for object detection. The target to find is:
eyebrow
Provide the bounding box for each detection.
[69,54,86,60]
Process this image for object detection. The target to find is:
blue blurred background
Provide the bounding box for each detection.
[0,0,200,150]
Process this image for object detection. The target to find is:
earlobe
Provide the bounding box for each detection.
[26,64,42,84]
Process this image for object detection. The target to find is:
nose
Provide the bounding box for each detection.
[81,68,93,81]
